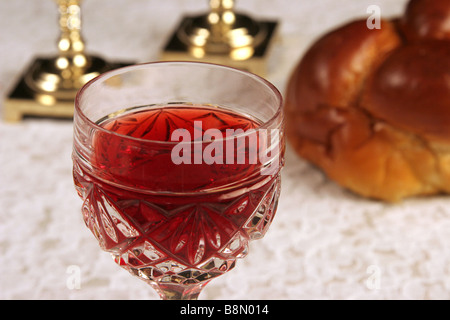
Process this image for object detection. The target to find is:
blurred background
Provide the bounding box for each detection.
[3,0,450,300]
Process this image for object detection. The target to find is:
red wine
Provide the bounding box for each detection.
[74,104,281,283]
[92,104,264,192]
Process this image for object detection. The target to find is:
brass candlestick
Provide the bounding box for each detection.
[4,0,127,122]
[160,0,278,77]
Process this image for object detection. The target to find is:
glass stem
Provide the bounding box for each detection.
[153,282,209,300]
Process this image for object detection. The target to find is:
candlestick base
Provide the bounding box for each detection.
[160,16,278,77]
[3,56,130,122]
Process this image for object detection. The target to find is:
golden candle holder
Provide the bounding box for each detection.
[3,0,128,122]
[160,0,278,77]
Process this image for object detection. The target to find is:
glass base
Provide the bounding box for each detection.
[151,282,210,300]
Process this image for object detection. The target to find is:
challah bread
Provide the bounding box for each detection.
[285,0,450,202]
[401,0,450,41]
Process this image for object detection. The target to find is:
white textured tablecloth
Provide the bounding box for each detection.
[2,0,450,300]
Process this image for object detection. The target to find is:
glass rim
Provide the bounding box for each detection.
[74,61,283,145]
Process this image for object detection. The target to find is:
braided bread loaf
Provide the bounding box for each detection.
[285,0,450,201]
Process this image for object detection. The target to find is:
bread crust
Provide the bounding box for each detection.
[285,0,450,201]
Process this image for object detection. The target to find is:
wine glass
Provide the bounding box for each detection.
[72,61,284,300]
